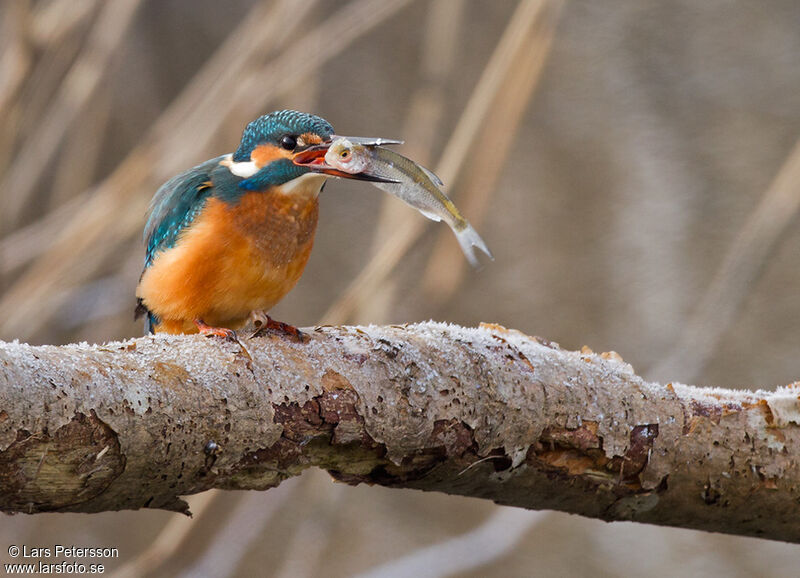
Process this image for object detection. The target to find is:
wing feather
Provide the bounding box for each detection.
[138,156,234,333]
[143,156,225,268]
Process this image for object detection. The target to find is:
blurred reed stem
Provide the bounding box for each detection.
[355,0,466,324]
[649,136,800,383]
[107,490,220,578]
[321,0,554,325]
[0,0,414,342]
[421,0,562,301]
[2,0,143,228]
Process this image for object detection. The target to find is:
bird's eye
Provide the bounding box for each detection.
[280,135,297,150]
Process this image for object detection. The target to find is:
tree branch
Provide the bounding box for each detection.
[0,322,798,543]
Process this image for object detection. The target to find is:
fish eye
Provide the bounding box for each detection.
[340,150,350,159]
[280,135,297,150]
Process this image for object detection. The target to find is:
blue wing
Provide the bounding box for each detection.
[143,156,227,268]
[138,155,241,332]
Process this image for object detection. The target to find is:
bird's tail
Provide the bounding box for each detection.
[135,298,157,334]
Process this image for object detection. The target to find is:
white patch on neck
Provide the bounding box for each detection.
[221,154,259,178]
[220,155,326,197]
[280,172,327,198]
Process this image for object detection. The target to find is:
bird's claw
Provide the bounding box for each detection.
[204,327,238,340]
[195,319,237,341]
[250,312,306,343]
[194,319,253,360]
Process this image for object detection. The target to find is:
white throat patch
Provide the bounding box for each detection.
[219,155,328,197]
[220,155,327,197]
[280,172,327,197]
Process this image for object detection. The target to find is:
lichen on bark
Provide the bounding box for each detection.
[0,322,799,543]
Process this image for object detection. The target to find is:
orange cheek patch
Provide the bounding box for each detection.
[300,133,323,146]
[251,144,288,168]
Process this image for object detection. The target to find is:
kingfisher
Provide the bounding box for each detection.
[135,109,387,338]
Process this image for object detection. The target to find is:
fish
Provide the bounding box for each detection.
[322,137,493,267]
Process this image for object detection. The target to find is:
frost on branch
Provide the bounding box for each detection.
[0,322,799,543]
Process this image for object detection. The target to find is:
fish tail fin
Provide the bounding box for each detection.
[454,222,493,268]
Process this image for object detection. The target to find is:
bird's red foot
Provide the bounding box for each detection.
[250,311,306,343]
[194,319,237,341]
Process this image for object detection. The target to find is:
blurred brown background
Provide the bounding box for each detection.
[2,0,800,576]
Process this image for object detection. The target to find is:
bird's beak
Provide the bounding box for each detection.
[292,136,403,183]
[291,144,331,168]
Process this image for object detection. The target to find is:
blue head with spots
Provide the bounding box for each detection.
[233,110,334,161]
[231,110,334,191]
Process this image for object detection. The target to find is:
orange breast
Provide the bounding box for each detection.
[137,180,322,334]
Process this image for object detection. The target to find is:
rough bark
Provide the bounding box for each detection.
[0,322,798,543]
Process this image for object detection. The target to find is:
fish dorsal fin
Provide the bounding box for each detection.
[419,164,444,187]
